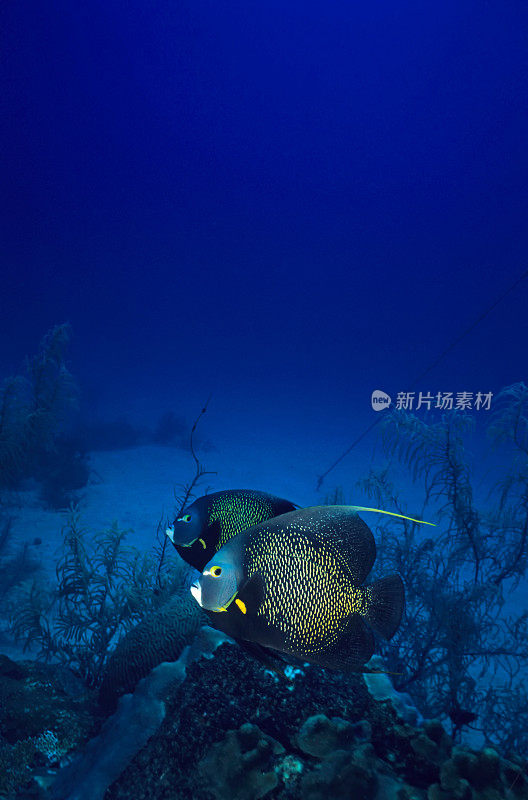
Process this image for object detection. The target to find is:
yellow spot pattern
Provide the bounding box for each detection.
[245,522,371,657]
[207,492,278,550]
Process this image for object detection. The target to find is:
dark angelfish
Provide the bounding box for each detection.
[165,488,297,572]
[190,506,406,672]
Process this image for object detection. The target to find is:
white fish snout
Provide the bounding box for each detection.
[190,581,202,607]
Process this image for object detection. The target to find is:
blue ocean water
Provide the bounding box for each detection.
[1,1,528,797]
[2,0,527,445]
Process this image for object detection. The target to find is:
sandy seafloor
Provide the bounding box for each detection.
[6,437,353,566]
[1,428,526,762]
[0,425,517,665]
[0,434,391,657]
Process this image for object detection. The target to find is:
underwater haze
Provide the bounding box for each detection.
[1,1,528,798]
[2,1,528,445]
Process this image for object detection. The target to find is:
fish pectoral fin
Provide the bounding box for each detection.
[237,571,265,610]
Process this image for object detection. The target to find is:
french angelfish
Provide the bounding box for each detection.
[166,488,297,573]
[190,506,405,672]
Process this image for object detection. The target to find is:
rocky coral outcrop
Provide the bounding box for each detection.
[0,655,95,797]
[101,642,527,800]
[427,745,526,800]
[98,594,208,711]
[1,642,527,800]
[197,722,285,800]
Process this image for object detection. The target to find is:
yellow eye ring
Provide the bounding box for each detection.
[210,566,222,578]
[178,514,192,523]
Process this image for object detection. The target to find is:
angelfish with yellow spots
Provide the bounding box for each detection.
[190,506,406,671]
[166,489,297,573]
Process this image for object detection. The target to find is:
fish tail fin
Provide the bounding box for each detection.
[364,573,405,640]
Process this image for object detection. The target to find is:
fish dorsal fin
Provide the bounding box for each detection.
[254,506,377,585]
[349,506,435,526]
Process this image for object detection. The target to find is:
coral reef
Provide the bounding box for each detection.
[0,655,95,797]
[363,655,423,726]
[104,642,370,800]
[427,744,527,799]
[98,593,208,710]
[48,629,223,800]
[50,660,189,800]
[1,641,526,799]
[100,642,527,800]
[295,714,368,758]
[197,723,285,800]
[298,742,379,800]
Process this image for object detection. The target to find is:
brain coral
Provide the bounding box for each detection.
[98,594,207,709]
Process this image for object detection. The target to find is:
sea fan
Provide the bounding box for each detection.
[0,376,31,487]
[24,323,79,452]
[0,324,85,503]
[0,515,41,613]
[11,508,159,686]
[348,388,528,749]
[488,382,528,455]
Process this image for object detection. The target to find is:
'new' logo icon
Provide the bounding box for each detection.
[371,390,391,411]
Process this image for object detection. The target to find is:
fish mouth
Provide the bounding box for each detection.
[165,528,195,548]
[190,581,203,607]
[190,581,230,612]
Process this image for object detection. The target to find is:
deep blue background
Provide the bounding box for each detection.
[1,0,527,472]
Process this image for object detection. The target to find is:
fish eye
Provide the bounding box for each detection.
[178,514,192,523]
[210,565,222,578]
